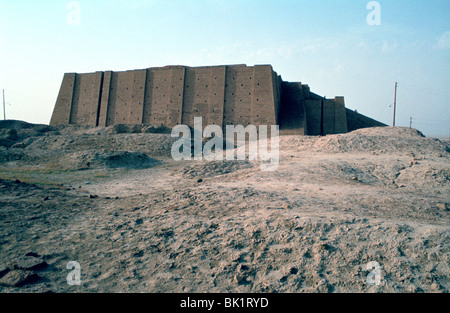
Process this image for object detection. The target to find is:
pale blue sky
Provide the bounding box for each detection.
[1,0,449,137]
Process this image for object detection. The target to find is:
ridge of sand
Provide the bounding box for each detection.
[0,121,448,293]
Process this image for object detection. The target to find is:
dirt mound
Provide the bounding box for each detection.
[1,121,448,293]
[181,160,254,178]
[281,127,449,155]
[55,150,159,170]
[396,164,450,188]
[106,124,172,135]
[0,123,179,167]
[0,120,56,148]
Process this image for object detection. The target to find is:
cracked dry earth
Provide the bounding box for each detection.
[0,122,449,293]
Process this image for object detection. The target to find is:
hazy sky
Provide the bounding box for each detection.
[0,0,449,137]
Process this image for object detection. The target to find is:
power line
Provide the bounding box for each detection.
[393,82,398,126]
[2,89,5,120]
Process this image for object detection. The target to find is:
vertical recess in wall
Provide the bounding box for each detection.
[95,72,104,127]
[168,66,185,127]
[98,71,112,127]
[181,67,195,126]
[143,69,154,125]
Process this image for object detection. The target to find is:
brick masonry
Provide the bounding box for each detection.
[50,64,383,135]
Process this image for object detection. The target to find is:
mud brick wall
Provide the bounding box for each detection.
[51,65,281,131]
[50,64,381,136]
[334,96,348,134]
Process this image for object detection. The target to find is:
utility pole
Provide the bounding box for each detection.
[393,82,398,127]
[2,89,5,120]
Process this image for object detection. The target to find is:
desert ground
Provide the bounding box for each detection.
[0,120,448,293]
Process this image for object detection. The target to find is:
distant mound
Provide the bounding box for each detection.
[281,127,449,155]
[0,120,56,148]
[0,120,49,130]
[106,124,172,135]
[56,150,160,171]
[0,121,178,168]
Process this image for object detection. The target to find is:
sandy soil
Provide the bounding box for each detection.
[0,121,448,293]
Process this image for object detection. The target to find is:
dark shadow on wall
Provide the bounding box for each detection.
[346,109,387,132]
